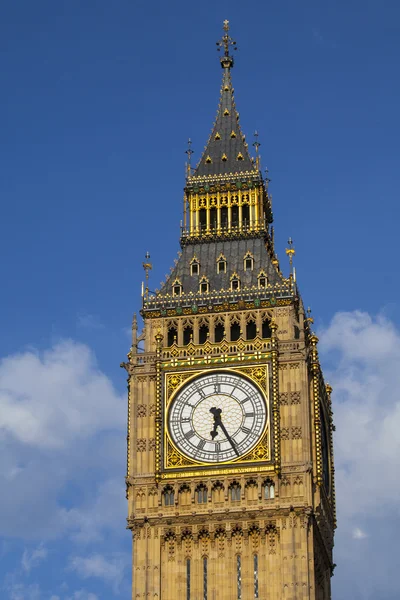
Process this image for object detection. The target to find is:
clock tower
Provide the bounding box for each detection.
[122,21,336,600]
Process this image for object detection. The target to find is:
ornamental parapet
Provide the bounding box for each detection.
[142,281,296,318]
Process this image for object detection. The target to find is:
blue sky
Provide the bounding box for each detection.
[0,1,399,598]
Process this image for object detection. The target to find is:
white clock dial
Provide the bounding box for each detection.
[168,371,267,463]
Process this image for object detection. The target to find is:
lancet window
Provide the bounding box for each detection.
[183,323,193,346]
[264,479,275,499]
[172,279,182,296]
[230,272,240,291]
[190,257,200,275]
[167,325,178,347]
[229,481,241,502]
[199,276,209,294]
[199,321,209,344]
[214,319,224,343]
[258,270,268,288]
[196,484,208,504]
[163,485,175,506]
[246,318,257,340]
[216,254,227,273]
[244,251,254,271]
[230,318,241,342]
[262,318,272,339]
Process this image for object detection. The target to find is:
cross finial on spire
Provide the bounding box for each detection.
[185,138,194,177]
[285,237,296,275]
[253,130,261,169]
[216,19,237,68]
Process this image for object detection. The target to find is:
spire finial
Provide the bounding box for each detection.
[285,237,296,276]
[185,138,194,177]
[142,251,152,300]
[216,19,237,69]
[253,130,261,169]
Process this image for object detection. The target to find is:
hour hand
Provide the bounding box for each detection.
[210,407,222,439]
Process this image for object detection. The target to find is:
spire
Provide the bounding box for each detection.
[192,21,256,179]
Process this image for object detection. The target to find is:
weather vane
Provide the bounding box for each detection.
[306,306,314,325]
[185,138,194,177]
[253,131,261,169]
[142,251,152,300]
[285,237,296,280]
[216,20,237,67]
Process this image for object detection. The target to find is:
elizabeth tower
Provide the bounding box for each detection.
[122,22,336,600]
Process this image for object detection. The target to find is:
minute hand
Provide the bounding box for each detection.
[218,419,240,457]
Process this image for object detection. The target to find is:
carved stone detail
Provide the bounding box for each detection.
[281,427,290,440]
[291,426,302,439]
[137,438,147,452]
[136,404,147,417]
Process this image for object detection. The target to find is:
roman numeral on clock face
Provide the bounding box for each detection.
[197,439,206,450]
[241,426,252,435]
[184,430,195,440]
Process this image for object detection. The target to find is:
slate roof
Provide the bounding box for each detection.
[160,238,282,297]
[192,65,256,178]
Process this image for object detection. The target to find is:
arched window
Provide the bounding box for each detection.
[262,318,271,339]
[210,207,217,230]
[264,479,275,500]
[258,271,267,288]
[199,208,207,231]
[199,276,209,294]
[179,483,191,506]
[246,320,257,340]
[216,254,227,273]
[167,326,177,347]
[163,485,175,506]
[231,205,239,228]
[214,321,224,343]
[199,323,209,344]
[212,481,224,503]
[242,204,250,228]
[229,482,241,502]
[173,280,182,296]
[243,251,254,271]
[190,258,200,276]
[245,479,258,501]
[196,484,208,504]
[221,206,228,229]
[183,324,193,345]
[230,321,241,342]
[230,273,240,291]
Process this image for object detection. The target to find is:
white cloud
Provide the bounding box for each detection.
[7,582,41,600]
[319,310,400,599]
[77,314,105,331]
[352,527,368,540]
[21,543,48,573]
[0,340,126,541]
[0,340,124,448]
[69,552,129,592]
[320,311,400,518]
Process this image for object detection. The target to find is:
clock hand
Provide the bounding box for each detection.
[210,407,222,440]
[209,407,240,457]
[218,419,240,457]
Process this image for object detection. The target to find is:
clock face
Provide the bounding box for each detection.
[168,371,267,463]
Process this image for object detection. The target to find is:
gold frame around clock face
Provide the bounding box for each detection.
[168,371,267,463]
[163,364,271,473]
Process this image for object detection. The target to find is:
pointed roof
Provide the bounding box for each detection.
[191,22,257,180]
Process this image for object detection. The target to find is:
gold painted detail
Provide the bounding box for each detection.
[163,364,271,472]
[161,464,274,479]
[165,438,197,468]
[165,372,194,404]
